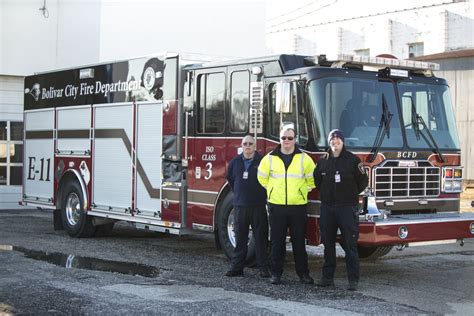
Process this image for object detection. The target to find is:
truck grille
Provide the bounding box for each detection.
[374,162,440,198]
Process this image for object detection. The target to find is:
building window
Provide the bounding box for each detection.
[0,121,24,186]
[408,42,424,58]
[354,49,370,57]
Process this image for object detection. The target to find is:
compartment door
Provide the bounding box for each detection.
[24,109,55,204]
[135,102,163,217]
[93,104,133,211]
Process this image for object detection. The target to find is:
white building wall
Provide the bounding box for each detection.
[266,0,473,58]
[0,0,101,76]
[0,0,4,70]
[446,7,474,50]
[1,0,268,77]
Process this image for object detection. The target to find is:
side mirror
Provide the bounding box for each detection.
[275,81,292,113]
[186,71,192,97]
[183,71,193,112]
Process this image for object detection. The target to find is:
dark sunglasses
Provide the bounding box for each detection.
[242,142,254,146]
[280,136,294,141]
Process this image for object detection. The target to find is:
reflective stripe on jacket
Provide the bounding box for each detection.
[257,147,316,205]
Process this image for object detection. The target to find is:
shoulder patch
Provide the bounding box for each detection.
[358,162,366,174]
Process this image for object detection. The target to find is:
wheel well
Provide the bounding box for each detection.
[57,171,84,210]
[213,184,232,250]
[214,184,232,227]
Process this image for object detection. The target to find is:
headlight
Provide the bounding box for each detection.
[452,181,462,191]
[442,167,463,193]
[444,181,453,192]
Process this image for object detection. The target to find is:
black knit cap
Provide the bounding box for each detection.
[327,129,344,143]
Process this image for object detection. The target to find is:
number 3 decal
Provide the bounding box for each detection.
[204,162,212,180]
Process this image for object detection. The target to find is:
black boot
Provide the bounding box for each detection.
[316,278,335,288]
[347,280,358,291]
[259,268,270,278]
[270,275,281,285]
[299,274,314,284]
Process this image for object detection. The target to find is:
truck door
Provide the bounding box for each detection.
[186,68,227,227]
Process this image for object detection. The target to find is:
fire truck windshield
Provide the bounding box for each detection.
[398,82,460,150]
[308,77,403,148]
[308,77,460,151]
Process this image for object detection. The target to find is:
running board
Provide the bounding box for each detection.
[88,209,182,235]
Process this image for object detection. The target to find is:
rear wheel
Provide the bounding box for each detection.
[358,245,393,260]
[61,180,96,238]
[216,193,256,263]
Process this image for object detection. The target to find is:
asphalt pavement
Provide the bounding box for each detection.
[1,208,473,315]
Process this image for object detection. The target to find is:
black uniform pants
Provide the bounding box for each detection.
[269,204,309,277]
[320,204,360,282]
[231,206,269,271]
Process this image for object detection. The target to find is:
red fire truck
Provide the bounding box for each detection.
[22,53,474,260]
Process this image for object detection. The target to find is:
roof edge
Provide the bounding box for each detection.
[414,49,474,61]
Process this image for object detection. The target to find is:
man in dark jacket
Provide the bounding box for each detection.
[225,134,269,278]
[314,129,368,291]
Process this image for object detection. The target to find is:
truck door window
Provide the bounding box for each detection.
[197,73,225,133]
[230,71,250,133]
[269,81,308,145]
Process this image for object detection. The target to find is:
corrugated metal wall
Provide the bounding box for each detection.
[434,56,474,183]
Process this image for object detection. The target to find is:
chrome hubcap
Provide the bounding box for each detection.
[65,193,81,226]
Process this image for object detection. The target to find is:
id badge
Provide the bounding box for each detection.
[243,171,249,179]
[335,173,341,183]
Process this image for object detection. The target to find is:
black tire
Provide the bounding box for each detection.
[358,245,393,260]
[216,193,256,263]
[61,180,96,238]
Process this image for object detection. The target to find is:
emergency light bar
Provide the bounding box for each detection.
[311,54,440,72]
[338,54,439,71]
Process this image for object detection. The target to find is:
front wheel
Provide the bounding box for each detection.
[216,194,256,263]
[61,180,96,238]
[358,245,393,260]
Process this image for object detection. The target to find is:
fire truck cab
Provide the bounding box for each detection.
[22,53,474,260]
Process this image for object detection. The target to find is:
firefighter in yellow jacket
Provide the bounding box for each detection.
[257,127,316,285]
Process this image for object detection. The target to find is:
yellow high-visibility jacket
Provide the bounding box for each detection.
[257,146,316,205]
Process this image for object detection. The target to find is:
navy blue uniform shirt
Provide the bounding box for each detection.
[226,152,267,207]
[314,148,368,206]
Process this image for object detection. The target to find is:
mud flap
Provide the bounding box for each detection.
[53,209,64,231]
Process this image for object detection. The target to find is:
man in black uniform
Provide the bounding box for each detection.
[314,129,368,291]
[225,134,270,278]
